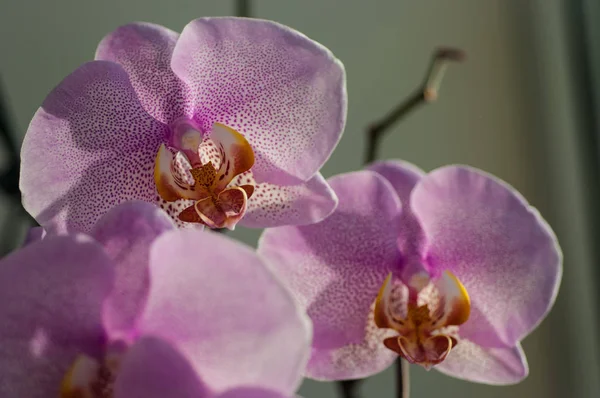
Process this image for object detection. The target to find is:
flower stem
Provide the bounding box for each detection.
[337,380,361,398]
[236,0,251,18]
[364,48,465,164]
[395,358,410,398]
[338,47,464,398]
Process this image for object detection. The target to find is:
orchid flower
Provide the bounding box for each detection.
[20,17,346,234]
[0,201,310,397]
[258,161,562,384]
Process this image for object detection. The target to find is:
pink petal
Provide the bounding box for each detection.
[410,166,562,347]
[20,61,168,234]
[368,160,429,289]
[115,336,210,398]
[235,171,338,228]
[0,235,114,397]
[435,340,528,385]
[90,201,175,339]
[305,315,397,380]
[95,22,191,124]
[367,160,425,204]
[171,17,346,182]
[258,171,401,380]
[138,229,310,395]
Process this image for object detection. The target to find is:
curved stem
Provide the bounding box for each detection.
[364,48,465,164]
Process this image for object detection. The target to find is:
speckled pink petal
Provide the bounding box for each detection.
[0,235,114,398]
[367,160,429,289]
[305,311,398,380]
[171,17,346,183]
[258,171,402,380]
[95,22,191,124]
[139,229,310,395]
[235,171,337,228]
[20,61,168,234]
[90,201,175,339]
[410,166,562,347]
[115,336,210,398]
[435,340,528,385]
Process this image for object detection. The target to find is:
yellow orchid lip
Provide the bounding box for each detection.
[60,353,120,398]
[154,122,255,229]
[373,270,470,369]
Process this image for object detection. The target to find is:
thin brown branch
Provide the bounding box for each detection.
[364,47,465,164]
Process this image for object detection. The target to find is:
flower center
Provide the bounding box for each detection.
[60,348,124,398]
[154,121,255,230]
[374,270,470,369]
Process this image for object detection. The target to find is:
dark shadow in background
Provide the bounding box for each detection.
[506,2,600,397]
[563,0,600,286]
[560,2,600,391]
[0,81,20,201]
[507,0,600,398]
[236,0,251,19]
[0,80,35,255]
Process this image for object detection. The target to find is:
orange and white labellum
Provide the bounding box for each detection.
[154,123,255,230]
[374,270,471,370]
[60,352,122,398]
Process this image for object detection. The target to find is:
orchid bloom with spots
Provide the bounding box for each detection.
[258,161,562,384]
[20,17,345,234]
[1,202,310,398]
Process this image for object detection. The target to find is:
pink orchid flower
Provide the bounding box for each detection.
[20,17,346,233]
[1,202,310,397]
[258,160,562,384]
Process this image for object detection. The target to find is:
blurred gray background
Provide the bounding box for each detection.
[1,0,599,397]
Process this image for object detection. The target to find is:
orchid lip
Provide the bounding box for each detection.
[154,121,255,229]
[374,270,470,369]
[60,343,126,398]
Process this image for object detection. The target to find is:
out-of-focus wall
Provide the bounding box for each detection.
[1,1,598,397]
